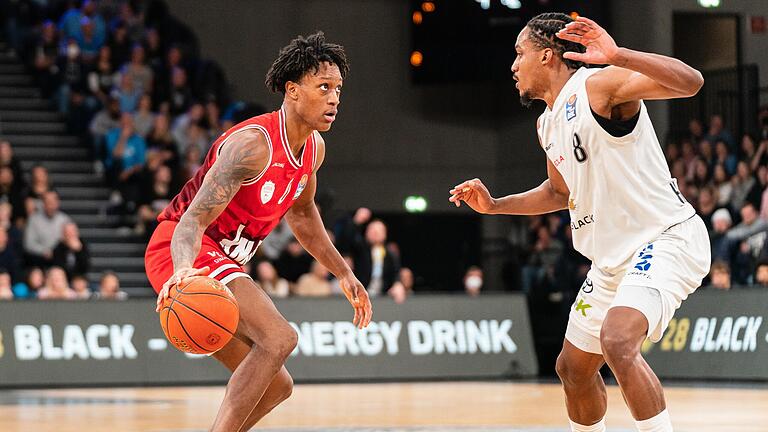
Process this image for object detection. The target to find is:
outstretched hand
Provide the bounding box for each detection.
[556,16,620,66]
[449,178,497,214]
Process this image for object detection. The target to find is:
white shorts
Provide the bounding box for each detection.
[565,215,711,355]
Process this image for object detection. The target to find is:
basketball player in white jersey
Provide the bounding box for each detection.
[449,13,709,432]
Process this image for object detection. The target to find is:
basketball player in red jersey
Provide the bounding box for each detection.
[144,33,372,431]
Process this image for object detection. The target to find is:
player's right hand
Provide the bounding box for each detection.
[449,178,497,214]
[156,266,210,312]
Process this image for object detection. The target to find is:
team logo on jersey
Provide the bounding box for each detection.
[568,198,576,211]
[293,174,309,200]
[633,243,655,272]
[565,94,577,121]
[261,181,275,204]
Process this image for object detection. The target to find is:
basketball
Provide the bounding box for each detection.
[158,276,240,355]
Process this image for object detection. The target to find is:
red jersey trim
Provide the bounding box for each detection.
[215,124,274,186]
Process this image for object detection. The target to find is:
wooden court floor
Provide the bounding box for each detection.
[0,381,766,432]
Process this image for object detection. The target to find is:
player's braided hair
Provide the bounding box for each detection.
[265,32,349,94]
[526,13,586,71]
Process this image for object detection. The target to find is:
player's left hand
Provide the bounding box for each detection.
[556,16,619,65]
[338,274,373,329]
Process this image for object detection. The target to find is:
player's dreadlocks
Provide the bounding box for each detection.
[265,32,349,94]
[526,13,586,71]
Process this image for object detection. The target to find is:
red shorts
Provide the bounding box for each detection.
[144,220,252,294]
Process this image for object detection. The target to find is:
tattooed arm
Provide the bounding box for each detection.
[156,129,269,310]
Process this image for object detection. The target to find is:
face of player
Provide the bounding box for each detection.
[293,62,343,132]
[511,27,546,107]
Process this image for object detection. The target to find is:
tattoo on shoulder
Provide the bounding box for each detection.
[187,131,267,221]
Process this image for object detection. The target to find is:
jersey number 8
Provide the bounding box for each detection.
[573,133,588,163]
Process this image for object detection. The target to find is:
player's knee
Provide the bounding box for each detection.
[277,373,294,402]
[261,324,298,361]
[555,352,591,387]
[600,329,639,368]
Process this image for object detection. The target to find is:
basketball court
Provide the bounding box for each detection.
[1,381,765,432]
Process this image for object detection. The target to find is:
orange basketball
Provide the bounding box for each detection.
[158,276,239,354]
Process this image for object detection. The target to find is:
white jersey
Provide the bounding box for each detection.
[537,67,695,272]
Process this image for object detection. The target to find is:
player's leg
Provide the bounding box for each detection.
[555,340,606,428]
[212,336,294,428]
[209,276,298,432]
[559,270,618,432]
[600,306,666,419]
[603,216,710,431]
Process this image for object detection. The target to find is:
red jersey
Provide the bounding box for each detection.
[159,107,317,265]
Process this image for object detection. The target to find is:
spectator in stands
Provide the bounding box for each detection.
[752,138,768,171]
[697,186,718,230]
[463,266,484,297]
[52,222,90,280]
[135,164,172,235]
[664,141,680,166]
[60,0,106,46]
[133,93,155,138]
[0,228,21,284]
[710,207,732,256]
[680,140,697,179]
[32,20,60,98]
[0,141,25,191]
[0,202,23,254]
[112,71,141,113]
[172,102,208,155]
[729,161,755,211]
[709,260,732,290]
[333,207,371,255]
[24,165,52,205]
[294,261,332,297]
[23,191,71,268]
[74,16,103,64]
[698,139,714,168]
[37,267,76,299]
[89,96,121,176]
[255,261,289,298]
[0,166,25,224]
[354,219,401,297]
[206,100,224,137]
[94,271,127,300]
[712,164,733,207]
[706,114,736,151]
[144,28,164,70]
[145,113,180,174]
[108,20,131,67]
[689,157,710,189]
[87,46,117,106]
[104,112,147,212]
[747,165,768,210]
[71,274,91,299]
[57,38,88,114]
[523,225,564,293]
[167,66,193,116]
[688,119,704,144]
[178,144,202,183]
[275,239,313,283]
[0,270,13,300]
[387,267,414,304]
[121,43,153,95]
[20,267,45,299]
[714,140,737,176]
[754,259,768,288]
